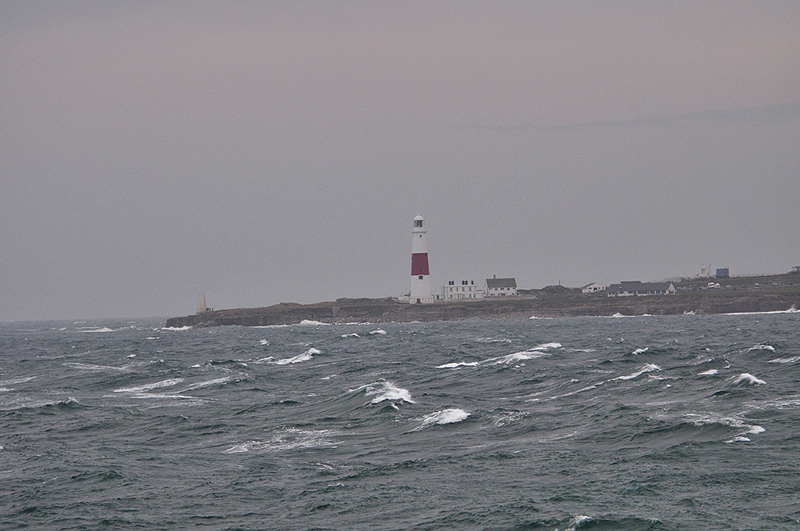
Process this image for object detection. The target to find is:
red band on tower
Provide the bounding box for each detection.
[411,253,430,276]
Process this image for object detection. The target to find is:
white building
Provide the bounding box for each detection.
[443,280,484,300]
[486,277,517,297]
[410,215,435,304]
[581,282,607,294]
[606,281,676,297]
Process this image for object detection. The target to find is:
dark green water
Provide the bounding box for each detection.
[1,312,798,530]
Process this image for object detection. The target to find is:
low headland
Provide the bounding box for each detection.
[165,271,799,328]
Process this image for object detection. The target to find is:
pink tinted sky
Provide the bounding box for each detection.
[2,1,799,320]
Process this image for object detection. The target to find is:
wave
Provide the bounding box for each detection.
[438,342,562,369]
[411,409,469,431]
[369,329,387,335]
[353,380,415,405]
[698,369,718,376]
[748,344,776,353]
[114,378,185,394]
[63,362,134,373]
[297,320,329,327]
[614,363,661,381]
[223,427,340,454]
[273,347,321,365]
[0,376,37,389]
[162,326,191,331]
[768,356,800,364]
[81,327,116,333]
[178,376,236,392]
[732,373,765,385]
[631,347,649,355]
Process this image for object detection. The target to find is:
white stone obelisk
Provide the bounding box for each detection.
[410,215,432,303]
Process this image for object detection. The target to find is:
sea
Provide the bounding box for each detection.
[1,311,799,530]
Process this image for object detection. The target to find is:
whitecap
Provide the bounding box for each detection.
[259,339,269,345]
[274,347,320,365]
[355,381,415,404]
[437,361,481,369]
[0,376,36,387]
[733,373,765,385]
[297,320,328,327]
[162,326,191,331]
[114,378,185,393]
[614,363,661,381]
[178,377,235,392]
[411,408,469,431]
[566,515,592,531]
[223,428,339,454]
[768,356,800,364]
[369,329,387,335]
[698,369,718,376]
[341,333,360,338]
[476,337,513,343]
[63,362,132,373]
[632,347,649,355]
[82,327,115,333]
[748,344,776,353]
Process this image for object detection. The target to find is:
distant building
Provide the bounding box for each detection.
[486,276,517,297]
[607,281,676,297]
[443,280,484,300]
[716,268,730,278]
[581,282,607,294]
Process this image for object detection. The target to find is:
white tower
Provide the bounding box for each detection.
[196,292,207,314]
[410,215,433,304]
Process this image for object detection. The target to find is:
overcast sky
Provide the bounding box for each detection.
[2,1,799,322]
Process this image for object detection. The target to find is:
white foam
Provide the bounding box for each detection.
[274,347,320,365]
[259,339,269,345]
[566,515,592,531]
[179,377,234,392]
[768,356,800,364]
[614,363,661,381]
[439,342,561,369]
[82,327,115,333]
[162,326,191,331]
[356,381,415,404]
[341,333,360,338]
[733,373,765,385]
[369,329,387,335]
[223,428,339,454]
[698,369,719,376]
[632,347,649,355]
[63,362,132,373]
[114,378,184,393]
[0,376,36,387]
[297,320,328,326]
[476,337,513,343]
[748,344,776,353]
[411,408,469,431]
[436,361,481,369]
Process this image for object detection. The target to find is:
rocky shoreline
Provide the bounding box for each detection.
[165,273,799,328]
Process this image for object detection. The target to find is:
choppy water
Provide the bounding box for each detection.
[1,312,799,530]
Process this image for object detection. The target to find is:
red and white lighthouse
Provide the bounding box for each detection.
[410,215,433,303]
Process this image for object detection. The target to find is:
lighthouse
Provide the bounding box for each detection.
[410,215,433,304]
